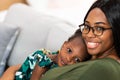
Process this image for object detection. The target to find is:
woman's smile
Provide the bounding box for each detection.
[86,41,99,49]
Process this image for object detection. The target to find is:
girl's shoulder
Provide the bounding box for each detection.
[36,48,59,55]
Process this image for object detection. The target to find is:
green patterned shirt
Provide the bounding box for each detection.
[15,49,58,80]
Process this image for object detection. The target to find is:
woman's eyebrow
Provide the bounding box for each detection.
[95,22,106,25]
[85,21,106,25]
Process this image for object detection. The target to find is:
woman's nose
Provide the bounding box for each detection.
[86,29,96,38]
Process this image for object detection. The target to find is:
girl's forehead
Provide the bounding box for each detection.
[69,37,84,47]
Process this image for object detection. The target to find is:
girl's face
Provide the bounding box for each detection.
[57,37,87,67]
[82,8,114,58]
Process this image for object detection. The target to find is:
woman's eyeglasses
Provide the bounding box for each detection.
[79,24,112,36]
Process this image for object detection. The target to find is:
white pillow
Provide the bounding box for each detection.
[0,23,20,76]
[46,26,76,51]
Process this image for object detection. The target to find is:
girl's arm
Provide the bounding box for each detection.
[30,54,57,80]
[30,65,48,80]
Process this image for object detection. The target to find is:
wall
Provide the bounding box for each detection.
[0,0,27,11]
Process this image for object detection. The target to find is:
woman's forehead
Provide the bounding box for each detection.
[85,8,109,25]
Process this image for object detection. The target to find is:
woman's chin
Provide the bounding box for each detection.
[88,49,99,56]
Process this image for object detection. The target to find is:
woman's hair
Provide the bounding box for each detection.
[84,0,120,57]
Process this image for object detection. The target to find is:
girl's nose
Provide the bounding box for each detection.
[66,57,74,65]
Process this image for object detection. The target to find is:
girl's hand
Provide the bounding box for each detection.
[46,54,58,63]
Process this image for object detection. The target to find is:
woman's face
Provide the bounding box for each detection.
[82,8,114,58]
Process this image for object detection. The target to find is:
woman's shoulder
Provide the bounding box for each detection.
[41,58,120,80]
[85,58,120,79]
[92,58,120,66]
[87,58,120,71]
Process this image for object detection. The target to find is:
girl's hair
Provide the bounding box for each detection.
[68,29,91,61]
[84,0,120,57]
[68,29,82,42]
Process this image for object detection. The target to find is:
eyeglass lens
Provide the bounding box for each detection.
[79,24,112,36]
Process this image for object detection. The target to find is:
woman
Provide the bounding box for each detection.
[40,0,120,80]
[1,0,120,80]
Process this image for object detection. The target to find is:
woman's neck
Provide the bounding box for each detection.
[91,46,118,60]
[107,51,120,63]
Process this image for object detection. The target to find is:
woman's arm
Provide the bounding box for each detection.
[0,64,21,80]
[30,65,48,80]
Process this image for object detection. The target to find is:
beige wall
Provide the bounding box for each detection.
[0,0,27,11]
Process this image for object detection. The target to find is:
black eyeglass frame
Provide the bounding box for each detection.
[79,23,112,36]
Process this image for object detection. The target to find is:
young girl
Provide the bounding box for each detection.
[1,29,91,80]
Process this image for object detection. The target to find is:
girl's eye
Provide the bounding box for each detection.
[74,57,81,63]
[67,48,72,53]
